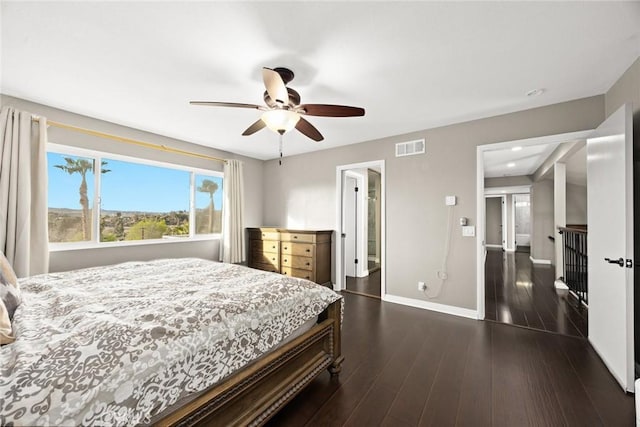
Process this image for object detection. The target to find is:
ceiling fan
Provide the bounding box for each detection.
[190,67,365,142]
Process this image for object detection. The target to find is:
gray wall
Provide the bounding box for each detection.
[485,197,502,246]
[262,96,604,310]
[0,94,264,272]
[530,179,555,262]
[566,183,587,225]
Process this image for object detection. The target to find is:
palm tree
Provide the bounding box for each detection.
[197,179,219,233]
[55,158,110,240]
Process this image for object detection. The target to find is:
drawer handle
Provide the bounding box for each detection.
[284,246,288,250]
[262,233,266,237]
[284,259,288,262]
[306,276,310,279]
[306,262,310,266]
[272,245,276,249]
[306,249,310,252]
[272,258,276,261]
[294,236,298,239]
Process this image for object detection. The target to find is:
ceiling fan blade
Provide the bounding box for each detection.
[295,117,324,142]
[262,68,289,105]
[298,104,365,117]
[190,101,264,110]
[242,119,266,136]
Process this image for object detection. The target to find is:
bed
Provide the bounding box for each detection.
[0,258,343,426]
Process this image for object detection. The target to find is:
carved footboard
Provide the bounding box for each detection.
[155,298,343,427]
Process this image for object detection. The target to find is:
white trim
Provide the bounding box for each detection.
[529,256,552,265]
[383,294,478,320]
[476,129,594,324]
[505,248,516,253]
[485,244,502,249]
[476,146,486,320]
[48,234,220,252]
[554,279,569,290]
[484,185,531,195]
[48,142,221,176]
[344,170,368,278]
[508,194,517,251]
[335,160,386,298]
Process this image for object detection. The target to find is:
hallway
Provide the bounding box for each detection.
[485,249,588,338]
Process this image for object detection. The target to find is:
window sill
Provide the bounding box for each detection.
[49,235,221,252]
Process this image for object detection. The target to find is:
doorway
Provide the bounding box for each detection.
[513,193,531,253]
[336,160,385,299]
[485,195,506,251]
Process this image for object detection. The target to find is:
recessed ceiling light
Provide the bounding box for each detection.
[512,146,523,151]
[526,88,545,97]
[507,162,516,168]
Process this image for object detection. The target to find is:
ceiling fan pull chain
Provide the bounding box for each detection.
[279,134,283,166]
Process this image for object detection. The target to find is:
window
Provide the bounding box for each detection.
[195,174,224,235]
[47,153,96,243]
[47,144,223,247]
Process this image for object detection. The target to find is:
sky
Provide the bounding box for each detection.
[47,153,223,213]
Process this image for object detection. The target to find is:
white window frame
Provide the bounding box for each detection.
[47,142,224,251]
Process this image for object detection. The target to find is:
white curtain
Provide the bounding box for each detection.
[219,159,245,263]
[0,107,49,277]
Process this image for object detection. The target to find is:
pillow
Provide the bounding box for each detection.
[0,252,21,344]
[0,251,21,319]
[0,300,15,345]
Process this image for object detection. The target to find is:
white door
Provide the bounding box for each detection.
[587,104,634,392]
[344,176,358,277]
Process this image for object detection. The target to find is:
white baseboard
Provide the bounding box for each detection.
[554,279,569,290]
[485,244,502,249]
[505,248,516,252]
[529,256,552,265]
[382,294,478,320]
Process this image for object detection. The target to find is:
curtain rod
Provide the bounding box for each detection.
[31,117,227,164]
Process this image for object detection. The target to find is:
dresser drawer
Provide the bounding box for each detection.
[281,255,313,271]
[280,242,315,257]
[249,230,280,241]
[251,262,280,273]
[252,240,279,253]
[280,232,316,243]
[250,249,279,266]
[281,267,316,282]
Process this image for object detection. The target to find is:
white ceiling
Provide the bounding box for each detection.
[2,2,639,160]
[483,142,562,178]
[483,139,586,187]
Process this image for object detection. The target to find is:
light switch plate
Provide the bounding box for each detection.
[445,196,457,206]
[462,226,475,237]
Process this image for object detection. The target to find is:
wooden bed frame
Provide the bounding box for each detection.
[155,298,343,426]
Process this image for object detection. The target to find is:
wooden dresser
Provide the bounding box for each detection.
[247,228,332,287]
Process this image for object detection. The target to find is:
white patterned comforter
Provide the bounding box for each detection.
[0,258,340,426]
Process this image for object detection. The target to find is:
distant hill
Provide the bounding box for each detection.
[48,207,202,216]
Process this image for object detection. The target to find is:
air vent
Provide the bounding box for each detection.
[395,139,425,157]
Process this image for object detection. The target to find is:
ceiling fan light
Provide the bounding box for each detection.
[261,109,300,134]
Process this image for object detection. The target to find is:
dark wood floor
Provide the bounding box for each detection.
[485,249,588,338]
[268,292,634,426]
[345,269,381,298]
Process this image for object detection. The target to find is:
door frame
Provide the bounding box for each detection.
[484,194,506,250]
[336,160,386,294]
[476,130,593,319]
[513,193,532,250]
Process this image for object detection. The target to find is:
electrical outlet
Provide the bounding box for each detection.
[418,281,426,291]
